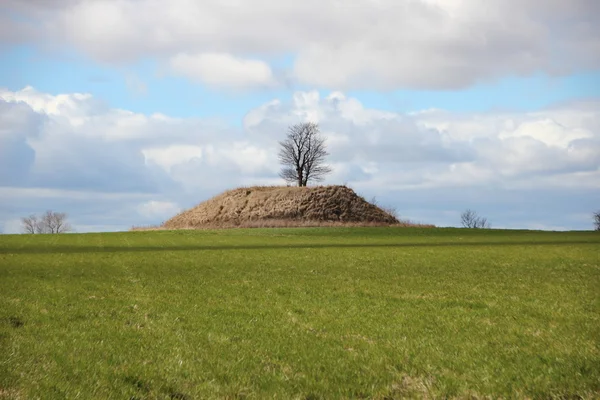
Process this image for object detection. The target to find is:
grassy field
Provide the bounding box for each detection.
[0,227,598,399]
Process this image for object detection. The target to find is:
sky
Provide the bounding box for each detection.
[0,0,599,233]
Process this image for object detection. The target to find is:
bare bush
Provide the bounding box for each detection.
[460,209,491,229]
[594,210,600,231]
[21,211,72,234]
[278,122,332,187]
[381,206,398,220]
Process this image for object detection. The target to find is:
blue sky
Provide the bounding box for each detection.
[1,0,599,233]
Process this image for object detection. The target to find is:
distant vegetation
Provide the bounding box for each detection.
[1,228,598,398]
[21,210,71,234]
[594,210,600,231]
[460,209,491,229]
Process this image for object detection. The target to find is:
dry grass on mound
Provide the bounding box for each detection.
[146,185,434,231]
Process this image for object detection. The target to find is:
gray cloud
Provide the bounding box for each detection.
[0,100,45,185]
[2,0,599,90]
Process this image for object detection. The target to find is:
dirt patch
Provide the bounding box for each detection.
[0,388,24,400]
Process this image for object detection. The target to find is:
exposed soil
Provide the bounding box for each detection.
[161,185,405,229]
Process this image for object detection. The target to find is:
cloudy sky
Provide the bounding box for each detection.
[1,0,599,233]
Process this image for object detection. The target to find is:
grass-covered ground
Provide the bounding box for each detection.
[0,228,598,399]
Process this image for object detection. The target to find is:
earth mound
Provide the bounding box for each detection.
[162,185,400,229]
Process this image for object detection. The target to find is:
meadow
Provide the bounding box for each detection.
[0,227,598,399]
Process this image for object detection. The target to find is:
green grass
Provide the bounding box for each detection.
[0,227,599,399]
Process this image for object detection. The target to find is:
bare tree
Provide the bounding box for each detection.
[21,214,41,234]
[42,210,72,234]
[278,122,332,187]
[460,209,491,229]
[21,211,72,234]
[594,210,600,231]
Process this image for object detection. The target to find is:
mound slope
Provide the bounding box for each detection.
[163,185,400,229]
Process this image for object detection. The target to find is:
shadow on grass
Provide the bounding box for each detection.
[0,240,597,255]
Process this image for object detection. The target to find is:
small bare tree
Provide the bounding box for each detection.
[460,209,491,229]
[42,210,71,234]
[21,210,72,234]
[278,122,332,187]
[21,214,41,234]
[594,210,600,231]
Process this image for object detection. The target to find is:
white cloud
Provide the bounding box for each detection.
[142,145,204,172]
[1,86,599,231]
[500,119,593,148]
[0,86,94,117]
[169,53,275,89]
[137,200,181,219]
[3,0,599,90]
[244,90,600,194]
[3,86,599,193]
